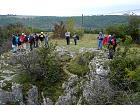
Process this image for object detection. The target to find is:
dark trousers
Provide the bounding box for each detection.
[113,45,117,52]
[74,39,77,45]
[66,37,70,45]
[30,43,33,51]
[108,49,114,59]
[35,41,39,48]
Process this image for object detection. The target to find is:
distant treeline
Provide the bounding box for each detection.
[0,15,130,31]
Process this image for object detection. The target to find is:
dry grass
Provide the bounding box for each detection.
[51,34,98,52]
[51,34,140,52]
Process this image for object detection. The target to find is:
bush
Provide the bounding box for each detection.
[108,47,140,104]
[68,52,95,76]
[123,36,133,45]
[5,101,20,105]
[14,42,66,101]
[109,47,140,90]
[1,80,12,91]
[105,24,128,38]
[74,28,84,37]
[53,21,66,38]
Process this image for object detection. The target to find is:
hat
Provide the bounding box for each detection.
[109,35,111,37]
[41,32,43,34]
[99,32,102,34]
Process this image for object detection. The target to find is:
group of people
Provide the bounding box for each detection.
[12,31,117,59]
[12,31,79,53]
[65,31,79,45]
[97,32,117,59]
[12,32,49,53]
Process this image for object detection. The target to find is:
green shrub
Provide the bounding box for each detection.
[74,28,84,37]
[105,24,128,38]
[5,101,20,105]
[123,35,133,45]
[132,65,140,91]
[108,46,140,104]
[109,47,140,91]
[68,52,95,76]
[13,72,32,100]
[1,80,12,91]
[14,42,66,101]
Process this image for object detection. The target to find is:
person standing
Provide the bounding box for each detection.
[111,34,117,52]
[15,34,19,51]
[33,33,39,48]
[65,31,70,45]
[19,33,25,50]
[29,34,34,51]
[97,32,104,50]
[12,34,17,53]
[107,34,117,59]
[73,33,79,45]
[39,32,45,46]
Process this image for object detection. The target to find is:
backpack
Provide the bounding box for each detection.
[111,38,116,45]
[29,36,34,43]
[19,35,25,42]
[15,36,19,44]
[99,35,103,40]
[76,35,79,40]
[24,36,28,42]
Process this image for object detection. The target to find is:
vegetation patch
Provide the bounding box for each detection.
[13,43,67,102]
[68,52,95,76]
[1,80,12,91]
[108,46,140,103]
[5,101,20,105]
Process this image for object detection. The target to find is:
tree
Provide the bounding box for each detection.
[66,17,75,35]
[53,21,66,38]
[127,15,140,43]
[105,24,128,38]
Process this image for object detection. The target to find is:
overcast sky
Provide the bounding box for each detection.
[0,0,140,16]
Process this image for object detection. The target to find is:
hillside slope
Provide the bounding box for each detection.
[0,15,129,30]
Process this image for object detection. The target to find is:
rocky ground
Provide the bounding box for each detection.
[0,47,111,105]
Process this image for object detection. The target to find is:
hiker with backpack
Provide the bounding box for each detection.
[29,34,34,51]
[23,33,28,49]
[111,34,117,52]
[73,33,79,45]
[33,33,39,48]
[19,33,25,50]
[39,32,45,47]
[107,34,117,59]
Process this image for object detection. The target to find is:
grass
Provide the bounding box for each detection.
[51,34,140,53]
[51,34,98,52]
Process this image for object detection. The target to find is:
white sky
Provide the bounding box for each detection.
[0,0,140,16]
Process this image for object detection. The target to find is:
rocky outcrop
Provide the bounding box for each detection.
[54,48,113,105]
[27,86,39,105]
[0,84,40,105]
[42,97,53,105]
[12,83,23,103]
[0,89,13,105]
[55,75,79,105]
[0,47,112,105]
[0,83,23,105]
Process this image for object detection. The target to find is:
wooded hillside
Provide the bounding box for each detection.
[0,15,129,30]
